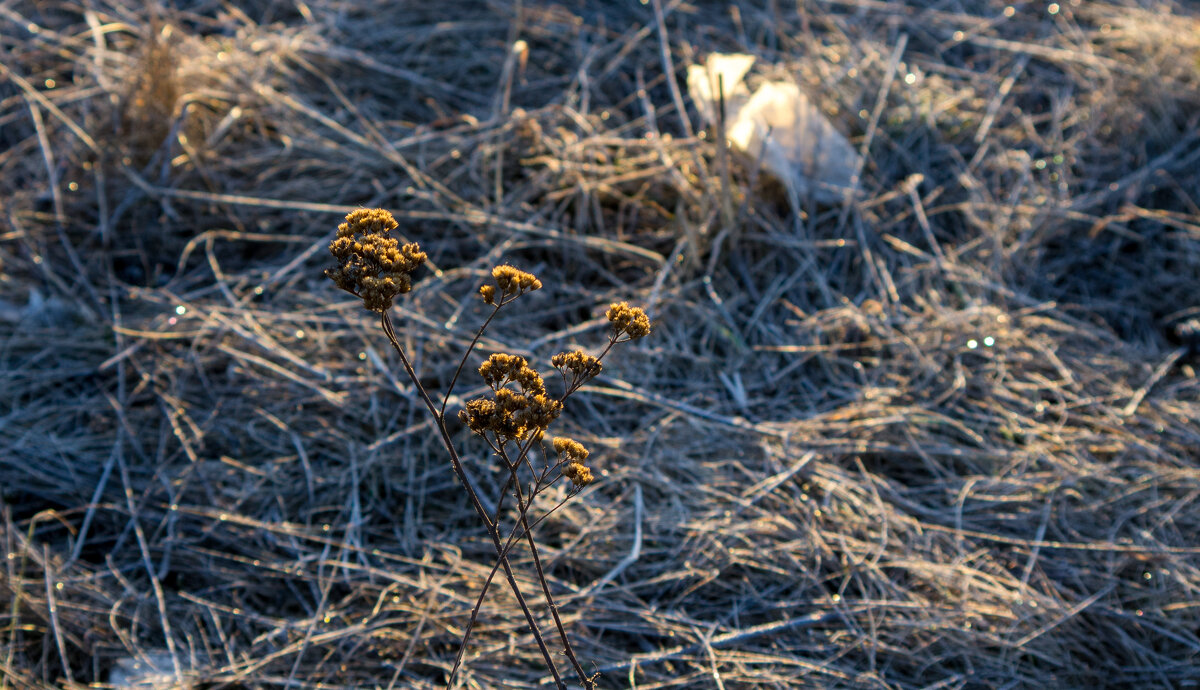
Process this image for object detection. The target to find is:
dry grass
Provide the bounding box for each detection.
[3,0,1200,688]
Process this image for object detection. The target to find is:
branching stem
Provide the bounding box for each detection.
[381,311,566,690]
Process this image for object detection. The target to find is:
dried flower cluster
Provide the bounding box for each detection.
[552,436,589,461]
[464,272,653,494]
[461,353,562,442]
[553,437,593,487]
[326,208,427,312]
[480,353,544,392]
[480,265,542,305]
[561,462,593,487]
[607,301,652,340]
[552,350,603,386]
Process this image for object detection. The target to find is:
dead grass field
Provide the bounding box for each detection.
[3,1,1200,688]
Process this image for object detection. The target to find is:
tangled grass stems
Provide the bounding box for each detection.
[328,209,650,688]
[9,2,1199,686]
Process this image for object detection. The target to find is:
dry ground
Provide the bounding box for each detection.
[3,1,1200,688]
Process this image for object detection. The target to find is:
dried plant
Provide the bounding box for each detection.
[326,208,650,689]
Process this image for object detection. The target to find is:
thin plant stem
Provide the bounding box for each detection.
[447,472,514,686]
[451,399,596,686]
[440,303,502,416]
[501,446,596,690]
[380,311,567,690]
[451,474,580,686]
[449,434,539,683]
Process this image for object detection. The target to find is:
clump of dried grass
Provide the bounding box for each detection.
[3,1,1200,688]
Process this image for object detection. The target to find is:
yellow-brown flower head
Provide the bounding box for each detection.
[481,265,541,304]
[479,284,497,305]
[479,353,546,395]
[551,350,602,384]
[462,352,560,442]
[460,398,498,436]
[606,302,651,340]
[480,353,527,390]
[494,265,541,292]
[492,388,529,439]
[562,462,594,487]
[325,209,427,312]
[552,436,589,462]
[554,439,593,486]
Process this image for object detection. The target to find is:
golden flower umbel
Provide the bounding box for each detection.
[462,352,560,442]
[480,354,532,390]
[562,462,593,487]
[325,209,427,312]
[553,438,594,487]
[552,436,589,462]
[606,302,651,340]
[480,265,541,305]
[479,353,548,396]
[479,284,497,305]
[551,350,602,385]
[494,265,541,293]
[460,398,499,436]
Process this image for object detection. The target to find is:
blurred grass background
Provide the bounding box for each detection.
[3,1,1200,687]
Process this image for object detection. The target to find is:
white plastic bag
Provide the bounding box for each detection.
[687,53,861,204]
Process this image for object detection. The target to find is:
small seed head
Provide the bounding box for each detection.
[552,436,589,462]
[479,284,497,305]
[479,353,530,391]
[491,265,542,297]
[325,209,427,312]
[606,302,651,340]
[551,350,603,383]
[464,352,560,442]
[562,462,594,487]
